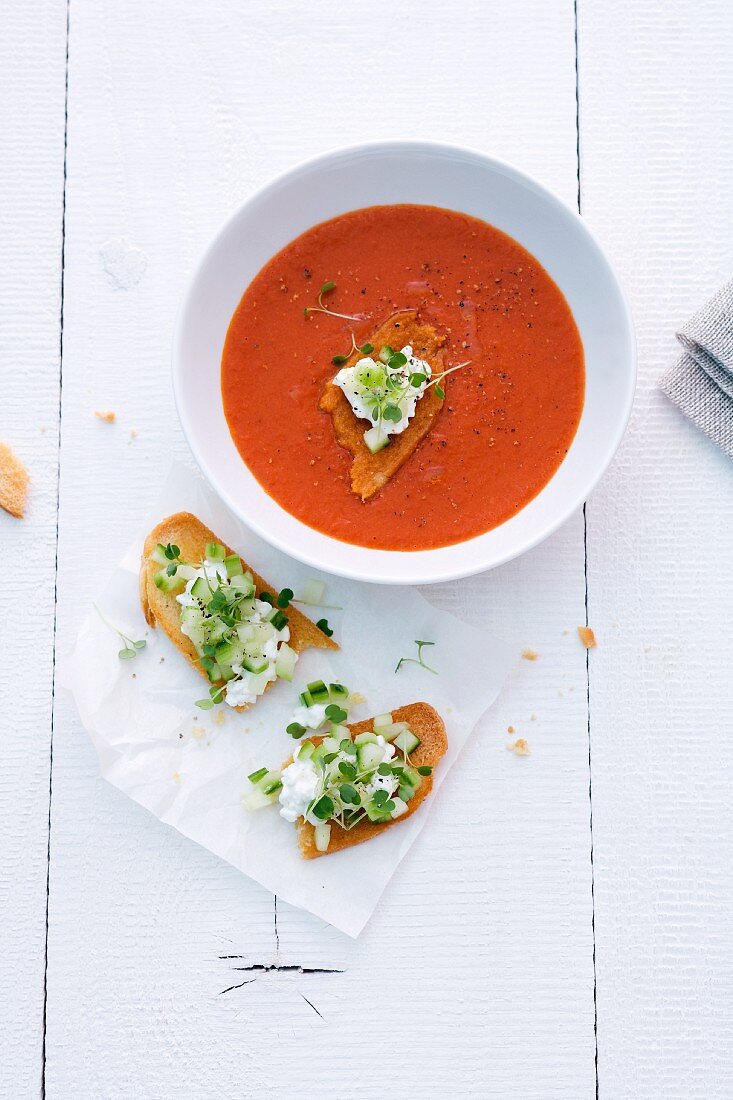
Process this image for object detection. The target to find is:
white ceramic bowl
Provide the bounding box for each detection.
[173,141,635,585]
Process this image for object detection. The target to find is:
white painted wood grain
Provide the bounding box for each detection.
[0,2,67,1096]
[44,1,597,1096]
[578,1,733,1097]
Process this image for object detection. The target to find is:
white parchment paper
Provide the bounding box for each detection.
[60,463,513,936]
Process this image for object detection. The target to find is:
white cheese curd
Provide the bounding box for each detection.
[279,758,320,823]
[288,703,328,730]
[333,344,432,448]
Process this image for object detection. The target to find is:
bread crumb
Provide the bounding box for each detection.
[522,647,539,661]
[191,726,205,740]
[212,710,225,726]
[562,629,569,636]
[349,691,366,706]
[172,771,181,783]
[644,644,652,653]
[530,713,537,721]
[0,442,30,518]
[507,738,531,756]
[507,725,515,733]
[129,427,137,440]
[577,626,597,649]
[95,410,116,423]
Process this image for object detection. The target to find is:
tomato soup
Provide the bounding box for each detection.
[222,205,584,551]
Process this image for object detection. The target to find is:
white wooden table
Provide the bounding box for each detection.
[2,2,731,1096]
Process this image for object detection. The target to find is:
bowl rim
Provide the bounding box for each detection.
[172,138,636,584]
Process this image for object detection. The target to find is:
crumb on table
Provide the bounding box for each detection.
[95,410,116,423]
[522,647,539,661]
[0,441,30,518]
[577,626,597,649]
[212,710,225,726]
[507,738,531,756]
[507,724,515,734]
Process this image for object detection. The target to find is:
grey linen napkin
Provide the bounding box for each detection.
[659,278,733,457]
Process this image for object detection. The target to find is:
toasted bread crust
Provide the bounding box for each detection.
[319,311,446,500]
[140,512,337,709]
[0,442,29,519]
[293,702,448,859]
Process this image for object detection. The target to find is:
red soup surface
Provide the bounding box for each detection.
[222,204,584,551]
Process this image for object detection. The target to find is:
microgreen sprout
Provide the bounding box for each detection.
[332,334,376,365]
[287,722,307,739]
[276,588,293,608]
[94,604,147,661]
[325,703,347,723]
[395,639,438,675]
[195,684,227,710]
[303,280,367,322]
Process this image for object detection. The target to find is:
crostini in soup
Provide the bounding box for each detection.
[245,702,448,858]
[140,512,337,711]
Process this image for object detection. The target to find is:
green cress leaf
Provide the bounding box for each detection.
[287,722,306,738]
[195,697,214,710]
[339,783,359,804]
[316,618,334,637]
[373,789,388,806]
[383,404,403,423]
[435,384,445,399]
[409,372,426,387]
[324,752,339,764]
[164,543,180,560]
[312,794,335,820]
[395,639,438,675]
[118,647,136,660]
[388,351,408,369]
[320,280,336,296]
[133,639,147,650]
[382,799,396,813]
[417,765,433,776]
[338,760,357,780]
[377,763,392,775]
[332,354,349,365]
[276,588,293,608]
[360,343,374,354]
[325,703,347,723]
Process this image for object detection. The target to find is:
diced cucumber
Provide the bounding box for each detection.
[357,743,384,772]
[236,623,255,643]
[297,579,325,606]
[243,787,279,811]
[307,679,329,704]
[394,729,421,755]
[321,736,340,755]
[190,576,209,600]
[205,542,226,561]
[275,642,297,681]
[208,618,229,643]
[299,688,315,708]
[151,544,169,565]
[398,783,416,802]
[295,741,315,761]
[248,767,268,784]
[224,553,243,577]
[354,731,378,746]
[401,766,422,790]
[377,721,409,742]
[329,683,349,702]
[242,655,269,675]
[231,573,254,594]
[372,713,393,731]
[390,797,409,819]
[153,569,185,595]
[364,425,389,453]
[314,823,331,852]
[218,664,236,683]
[215,640,245,668]
[329,724,350,739]
[261,771,283,796]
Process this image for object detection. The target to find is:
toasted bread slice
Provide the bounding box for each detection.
[140,512,337,708]
[319,310,446,500]
[293,702,447,859]
[0,441,29,518]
